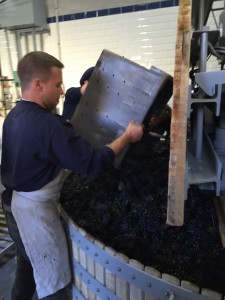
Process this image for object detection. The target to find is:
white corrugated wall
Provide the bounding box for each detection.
[0,0,223,112]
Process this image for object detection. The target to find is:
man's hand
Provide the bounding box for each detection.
[80,81,89,95]
[107,120,144,156]
[125,120,144,143]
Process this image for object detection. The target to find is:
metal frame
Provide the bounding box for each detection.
[186,0,225,196]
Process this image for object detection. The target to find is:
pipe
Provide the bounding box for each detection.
[5,29,14,78]
[198,0,205,30]
[14,30,22,61]
[55,0,61,61]
[32,28,37,51]
[194,0,208,160]
[40,32,44,51]
[24,33,29,53]
[195,29,208,160]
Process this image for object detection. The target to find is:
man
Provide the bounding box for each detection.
[0,51,143,300]
[62,66,94,120]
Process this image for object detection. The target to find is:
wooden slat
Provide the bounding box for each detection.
[129,259,144,300]
[201,288,223,300]
[86,233,96,300]
[115,252,129,299]
[78,228,88,299]
[105,246,116,295]
[167,0,192,226]
[181,280,200,294]
[72,241,81,292]
[94,239,105,300]
[144,266,161,300]
[161,273,180,286]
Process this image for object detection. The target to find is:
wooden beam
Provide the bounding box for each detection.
[167,0,192,226]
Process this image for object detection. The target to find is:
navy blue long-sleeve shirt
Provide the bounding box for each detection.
[1,101,114,195]
[62,87,81,120]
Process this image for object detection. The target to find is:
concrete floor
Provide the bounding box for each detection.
[0,217,38,300]
[0,250,40,300]
[0,250,16,300]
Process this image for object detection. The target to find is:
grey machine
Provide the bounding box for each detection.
[187,0,225,196]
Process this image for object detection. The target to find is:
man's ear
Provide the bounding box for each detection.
[33,79,43,91]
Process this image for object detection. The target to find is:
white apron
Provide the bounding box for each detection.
[11,170,71,299]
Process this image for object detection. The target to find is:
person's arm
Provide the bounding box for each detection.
[106,120,144,156]
[80,80,89,95]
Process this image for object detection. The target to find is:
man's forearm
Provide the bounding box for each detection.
[106,133,130,156]
[106,120,144,156]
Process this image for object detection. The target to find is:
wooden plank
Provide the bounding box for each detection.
[86,233,96,300]
[78,228,88,299]
[181,280,199,294]
[94,239,105,300]
[167,0,192,226]
[161,273,180,286]
[201,288,222,300]
[72,241,81,291]
[115,252,129,299]
[144,266,161,300]
[129,259,144,300]
[105,246,116,294]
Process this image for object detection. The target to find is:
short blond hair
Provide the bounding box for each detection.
[17,51,64,91]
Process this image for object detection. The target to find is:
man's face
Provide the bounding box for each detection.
[41,67,64,111]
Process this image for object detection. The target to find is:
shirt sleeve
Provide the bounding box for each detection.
[49,119,115,176]
[62,88,82,120]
